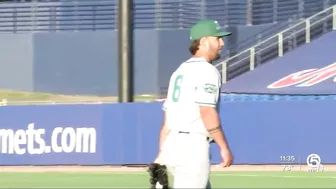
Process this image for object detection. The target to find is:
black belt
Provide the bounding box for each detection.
[178,131,213,143]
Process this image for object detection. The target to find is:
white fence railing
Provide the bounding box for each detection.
[216,5,336,83]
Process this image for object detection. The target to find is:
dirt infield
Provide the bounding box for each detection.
[0,165,335,172]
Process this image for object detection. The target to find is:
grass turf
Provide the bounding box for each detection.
[0,90,158,105]
[0,171,335,188]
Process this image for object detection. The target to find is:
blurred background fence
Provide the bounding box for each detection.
[0,0,335,32]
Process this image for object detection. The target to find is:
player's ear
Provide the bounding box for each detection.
[199,37,206,46]
[199,37,208,47]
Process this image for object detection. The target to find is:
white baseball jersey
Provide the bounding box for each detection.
[162,57,221,137]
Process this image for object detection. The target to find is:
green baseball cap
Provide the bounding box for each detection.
[189,20,232,40]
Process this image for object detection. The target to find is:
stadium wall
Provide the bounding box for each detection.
[0,34,34,92]
[0,24,277,96]
[0,100,334,165]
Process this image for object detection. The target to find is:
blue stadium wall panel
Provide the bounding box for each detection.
[0,24,278,96]
[0,34,34,92]
[33,31,159,96]
[0,100,335,165]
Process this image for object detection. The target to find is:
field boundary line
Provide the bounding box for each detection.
[211,174,336,179]
[0,165,335,172]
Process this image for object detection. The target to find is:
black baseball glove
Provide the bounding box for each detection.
[148,163,170,189]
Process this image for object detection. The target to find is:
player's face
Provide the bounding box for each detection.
[205,36,224,61]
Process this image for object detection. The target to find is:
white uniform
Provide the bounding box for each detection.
[159,57,221,189]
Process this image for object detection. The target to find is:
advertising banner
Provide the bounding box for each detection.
[0,101,335,166]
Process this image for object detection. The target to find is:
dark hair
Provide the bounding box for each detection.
[189,39,201,55]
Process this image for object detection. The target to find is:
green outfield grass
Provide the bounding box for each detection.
[0,90,158,105]
[0,171,335,188]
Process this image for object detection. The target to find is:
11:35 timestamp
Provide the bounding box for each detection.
[280,156,296,162]
[280,156,296,171]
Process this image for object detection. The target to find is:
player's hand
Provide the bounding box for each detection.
[219,148,233,167]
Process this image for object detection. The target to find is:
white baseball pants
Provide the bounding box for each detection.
[158,130,212,188]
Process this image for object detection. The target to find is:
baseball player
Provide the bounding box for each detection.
[149,19,233,189]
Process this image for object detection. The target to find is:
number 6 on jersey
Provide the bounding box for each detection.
[172,75,183,102]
